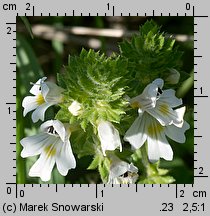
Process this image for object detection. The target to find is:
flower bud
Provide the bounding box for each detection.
[165,68,180,84]
[68,101,82,116]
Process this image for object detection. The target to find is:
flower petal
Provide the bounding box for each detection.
[165,69,180,84]
[29,152,55,182]
[124,116,147,149]
[29,77,47,95]
[164,121,190,143]
[56,140,76,176]
[131,83,158,110]
[159,89,182,108]
[128,163,139,173]
[20,133,49,157]
[173,106,186,128]
[147,136,160,162]
[146,116,173,162]
[68,101,82,116]
[97,121,122,156]
[40,82,49,98]
[141,83,159,108]
[31,102,54,123]
[152,78,164,89]
[42,82,64,103]
[110,161,138,178]
[40,120,54,132]
[147,101,181,126]
[158,132,173,161]
[53,120,66,142]
[108,157,139,184]
[110,160,130,178]
[22,96,39,116]
[107,177,121,184]
[147,131,173,162]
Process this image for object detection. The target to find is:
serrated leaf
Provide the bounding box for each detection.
[57,49,128,130]
[55,105,72,123]
[119,20,183,95]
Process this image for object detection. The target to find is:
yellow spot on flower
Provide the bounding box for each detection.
[44,144,56,158]
[131,101,141,109]
[121,179,129,184]
[36,94,45,105]
[147,122,164,137]
[159,103,170,116]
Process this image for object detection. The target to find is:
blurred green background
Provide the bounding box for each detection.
[16,16,194,184]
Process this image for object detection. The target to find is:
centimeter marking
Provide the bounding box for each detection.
[6,181,207,200]
[193,13,209,182]
[6,182,196,199]
[6,18,16,183]
[4,2,209,201]
[3,2,207,17]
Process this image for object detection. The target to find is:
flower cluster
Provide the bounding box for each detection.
[21,120,76,181]
[20,77,189,182]
[20,21,191,183]
[22,77,64,123]
[21,78,76,181]
[20,77,124,181]
[124,78,190,162]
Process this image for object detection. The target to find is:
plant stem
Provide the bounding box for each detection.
[176,70,194,98]
[140,143,150,170]
[140,143,157,178]
[16,80,26,184]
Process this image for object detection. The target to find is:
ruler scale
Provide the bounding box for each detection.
[1,0,209,215]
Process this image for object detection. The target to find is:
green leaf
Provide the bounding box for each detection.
[17,33,44,90]
[87,155,101,170]
[98,157,110,183]
[55,105,74,123]
[52,169,65,184]
[16,75,27,184]
[70,129,96,158]
[20,17,34,39]
[132,147,175,184]
[57,49,128,130]
[158,168,169,176]
[119,20,183,96]
[16,33,44,183]
[138,175,175,184]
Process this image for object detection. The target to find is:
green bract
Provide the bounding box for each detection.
[56,49,128,130]
[119,20,183,94]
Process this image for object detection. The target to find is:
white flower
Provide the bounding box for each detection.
[22,77,64,123]
[68,101,82,116]
[108,158,138,184]
[124,107,190,162]
[130,78,183,126]
[97,121,122,156]
[20,120,76,181]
